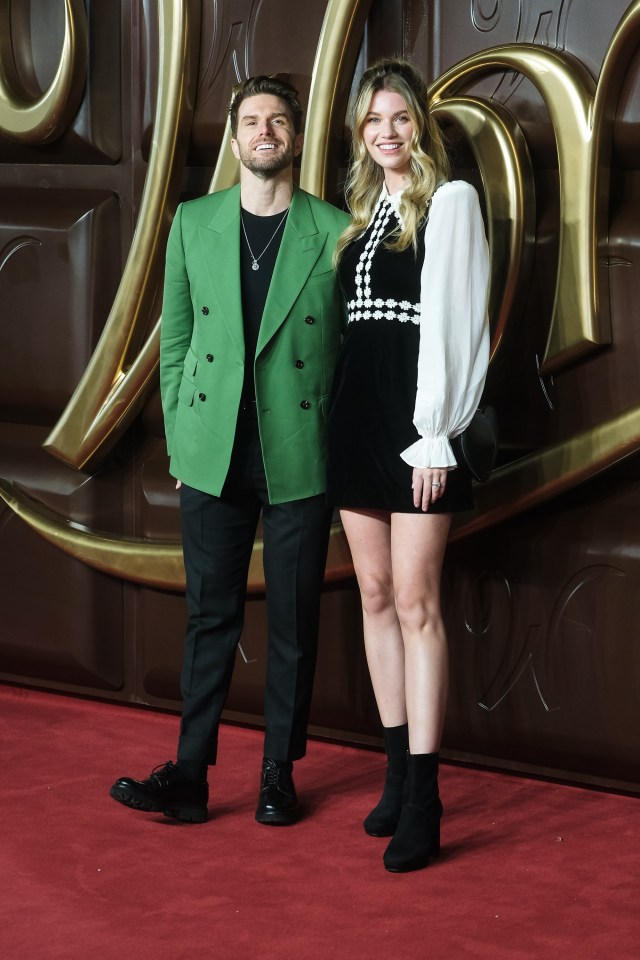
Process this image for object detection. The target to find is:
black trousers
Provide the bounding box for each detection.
[177,408,332,766]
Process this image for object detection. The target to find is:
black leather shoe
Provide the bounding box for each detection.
[109,761,208,823]
[255,757,299,826]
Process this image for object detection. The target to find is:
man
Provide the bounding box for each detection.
[110,77,348,825]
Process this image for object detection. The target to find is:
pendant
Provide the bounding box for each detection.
[252,261,259,271]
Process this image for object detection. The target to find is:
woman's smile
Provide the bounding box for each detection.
[362,88,415,191]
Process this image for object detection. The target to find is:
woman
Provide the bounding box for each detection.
[327,58,490,873]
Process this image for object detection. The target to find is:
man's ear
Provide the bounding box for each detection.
[230,138,240,159]
[294,133,304,157]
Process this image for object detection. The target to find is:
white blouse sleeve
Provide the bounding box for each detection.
[400,180,490,469]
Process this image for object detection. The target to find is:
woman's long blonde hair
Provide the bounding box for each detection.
[334,58,450,265]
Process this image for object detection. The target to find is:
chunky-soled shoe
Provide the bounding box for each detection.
[109,761,208,823]
[383,752,442,873]
[364,723,409,837]
[255,757,299,826]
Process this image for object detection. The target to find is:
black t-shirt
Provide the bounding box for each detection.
[240,208,288,400]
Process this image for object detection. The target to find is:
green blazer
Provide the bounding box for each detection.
[160,184,349,503]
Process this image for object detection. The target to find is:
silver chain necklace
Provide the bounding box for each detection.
[241,208,289,271]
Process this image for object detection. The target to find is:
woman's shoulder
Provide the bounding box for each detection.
[431,179,480,211]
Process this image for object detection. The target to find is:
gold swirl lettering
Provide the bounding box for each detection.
[0,480,352,593]
[430,95,535,369]
[2,0,639,587]
[43,0,200,469]
[0,0,87,144]
[300,0,373,197]
[430,43,604,375]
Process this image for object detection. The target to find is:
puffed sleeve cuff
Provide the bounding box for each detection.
[400,435,457,469]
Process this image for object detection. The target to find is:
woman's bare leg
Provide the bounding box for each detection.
[340,509,406,726]
[390,512,451,754]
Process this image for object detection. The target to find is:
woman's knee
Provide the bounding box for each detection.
[394,587,442,634]
[357,570,395,616]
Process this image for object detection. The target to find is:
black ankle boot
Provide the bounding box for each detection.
[383,752,442,872]
[363,723,409,837]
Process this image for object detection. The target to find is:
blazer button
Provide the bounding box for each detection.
[206,354,214,362]
[295,360,304,369]
[201,306,209,315]
[300,400,310,410]
[304,315,315,325]
[198,392,206,402]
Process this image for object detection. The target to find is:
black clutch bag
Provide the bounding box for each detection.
[458,406,498,482]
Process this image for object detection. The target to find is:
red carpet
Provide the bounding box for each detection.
[1,684,637,960]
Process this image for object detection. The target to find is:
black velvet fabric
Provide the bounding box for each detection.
[327,199,473,514]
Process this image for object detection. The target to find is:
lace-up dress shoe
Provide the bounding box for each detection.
[255,757,300,826]
[109,761,208,823]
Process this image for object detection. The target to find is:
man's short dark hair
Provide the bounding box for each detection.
[229,76,303,136]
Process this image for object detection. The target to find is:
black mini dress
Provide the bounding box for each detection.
[326,193,473,514]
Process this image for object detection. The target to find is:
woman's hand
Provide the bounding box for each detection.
[412,467,448,511]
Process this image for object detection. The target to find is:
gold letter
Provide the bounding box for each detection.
[43,0,201,470]
[0,0,87,144]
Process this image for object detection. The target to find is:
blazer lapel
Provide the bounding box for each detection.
[256,188,327,356]
[198,184,244,357]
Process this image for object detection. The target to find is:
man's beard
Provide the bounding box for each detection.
[237,140,295,178]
